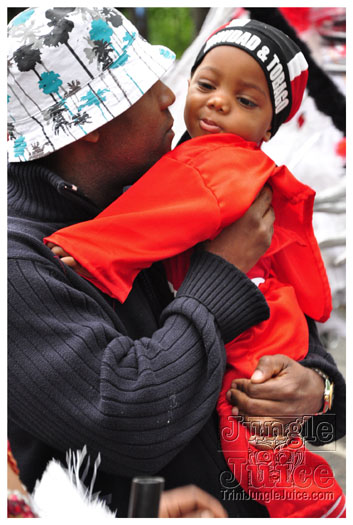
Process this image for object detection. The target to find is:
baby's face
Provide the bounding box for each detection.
[185,46,273,144]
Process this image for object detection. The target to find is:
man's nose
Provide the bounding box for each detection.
[159,81,176,109]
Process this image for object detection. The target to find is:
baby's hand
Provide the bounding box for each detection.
[46,242,82,273]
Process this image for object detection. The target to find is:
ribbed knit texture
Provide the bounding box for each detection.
[175,250,270,343]
[8,162,270,499]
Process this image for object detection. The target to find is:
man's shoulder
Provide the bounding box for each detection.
[8,216,72,294]
[8,214,56,259]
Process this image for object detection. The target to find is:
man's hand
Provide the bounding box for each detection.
[159,485,228,518]
[205,184,274,273]
[227,354,325,419]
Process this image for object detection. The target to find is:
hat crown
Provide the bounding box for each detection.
[8,8,132,91]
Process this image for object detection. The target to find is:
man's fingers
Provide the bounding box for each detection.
[228,386,276,415]
[263,203,275,225]
[231,377,289,400]
[255,183,272,202]
[253,184,273,213]
[227,356,327,421]
[228,388,297,417]
[229,368,297,405]
[250,354,289,383]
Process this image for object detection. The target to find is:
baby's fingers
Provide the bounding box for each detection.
[47,242,88,276]
[47,243,71,258]
[47,243,80,271]
[60,256,79,269]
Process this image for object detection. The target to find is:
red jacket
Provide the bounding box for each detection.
[45,133,332,323]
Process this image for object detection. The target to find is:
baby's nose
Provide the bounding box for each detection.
[207,94,229,112]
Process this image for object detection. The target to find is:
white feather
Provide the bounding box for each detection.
[32,447,116,519]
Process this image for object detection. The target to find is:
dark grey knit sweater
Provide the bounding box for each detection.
[8,161,345,517]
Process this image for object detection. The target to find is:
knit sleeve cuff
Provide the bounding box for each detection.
[176,250,270,343]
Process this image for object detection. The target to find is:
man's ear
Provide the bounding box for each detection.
[80,129,100,144]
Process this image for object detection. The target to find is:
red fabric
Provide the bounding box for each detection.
[279,7,312,33]
[45,134,332,322]
[219,417,346,517]
[336,137,346,159]
[44,133,341,517]
[286,67,309,123]
[214,281,344,518]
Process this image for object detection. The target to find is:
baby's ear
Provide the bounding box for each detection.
[262,129,272,142]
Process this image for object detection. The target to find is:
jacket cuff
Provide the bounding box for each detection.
[176,250,270,343]
[299,353,346,443]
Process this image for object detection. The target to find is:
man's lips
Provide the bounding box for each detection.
[166,118,175,137]
[199,118,222,133]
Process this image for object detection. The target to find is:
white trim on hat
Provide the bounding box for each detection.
[287,52,308,81]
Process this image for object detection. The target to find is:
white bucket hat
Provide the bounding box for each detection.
[7,7,176,162]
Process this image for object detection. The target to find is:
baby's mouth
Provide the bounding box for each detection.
[199,118,222,133]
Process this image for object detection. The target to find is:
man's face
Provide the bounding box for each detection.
[97,80,175,197]
[184,46,273,144]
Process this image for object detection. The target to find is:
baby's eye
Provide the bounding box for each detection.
[197,80,214,91]
[238,97,257,108]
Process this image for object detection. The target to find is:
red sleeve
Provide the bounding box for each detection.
[44,134,275,302]
[44,133,332,322]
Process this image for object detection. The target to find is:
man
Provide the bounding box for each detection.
[8,7,345,517]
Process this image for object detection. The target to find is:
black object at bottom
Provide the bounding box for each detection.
[128,476,165,517]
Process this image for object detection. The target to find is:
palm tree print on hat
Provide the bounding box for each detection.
[90,18,114,45]
[64,80,82,98]
[78,89,110,121]
[89,19,143,95]
[86,18,132,104]
[71,111,91,128]
[92,40,115,70]
[8,122,16,141]
[100,8,123,30]
[42,9,115,119]
[9,9,41,47]
[38,71,87,135]
[30,142,47,159]
[13,44,45,84]
[10,46,56,152]
[38,71,63,96]
[44,103,72,136]
[13,136,27,160]
[44,8,94,81]
[12,10,94,127]
[12,44,58,113]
